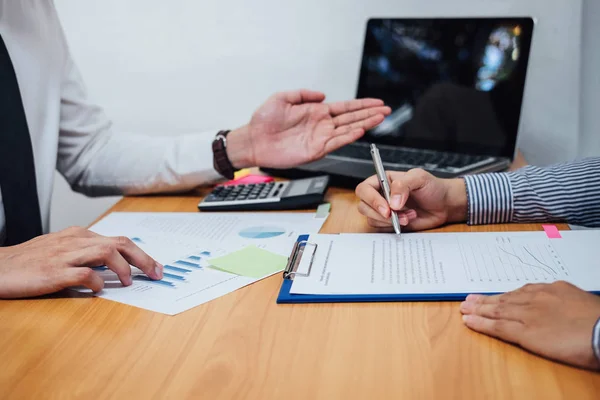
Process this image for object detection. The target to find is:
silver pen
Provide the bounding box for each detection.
[370,144,401,235]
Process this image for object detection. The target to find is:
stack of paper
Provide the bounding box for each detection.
[76,211,328,315]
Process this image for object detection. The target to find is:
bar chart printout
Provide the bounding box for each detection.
[78,211,329,314]
[132,251,213,289]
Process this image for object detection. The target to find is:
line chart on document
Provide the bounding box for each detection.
[458,236,569,283]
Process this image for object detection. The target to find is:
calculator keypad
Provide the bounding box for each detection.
[204,182,281,203]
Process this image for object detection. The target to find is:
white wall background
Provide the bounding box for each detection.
[51,0,597,231]
[580,0,600,158]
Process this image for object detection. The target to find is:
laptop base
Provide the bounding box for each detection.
[262,157,510,189]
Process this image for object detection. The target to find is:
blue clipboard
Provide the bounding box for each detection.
[277,235,481,304]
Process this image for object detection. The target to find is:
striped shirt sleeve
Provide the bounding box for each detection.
[463,157,600,227]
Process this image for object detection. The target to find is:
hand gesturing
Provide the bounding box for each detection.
[227,90,391,169]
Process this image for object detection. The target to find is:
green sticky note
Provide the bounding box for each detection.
[316,203,331,218]
[209,246,288,279]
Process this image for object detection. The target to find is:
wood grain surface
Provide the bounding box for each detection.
[1,162,599,399]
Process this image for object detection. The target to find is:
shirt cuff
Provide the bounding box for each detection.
[593,316,600,368]
[463,173,514,225]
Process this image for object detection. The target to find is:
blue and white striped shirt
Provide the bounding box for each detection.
[464,156,600,368]
[464,157,600,227]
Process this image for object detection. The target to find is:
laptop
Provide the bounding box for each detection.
[263,17,535,185]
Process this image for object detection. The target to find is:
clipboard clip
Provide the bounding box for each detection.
[283,240,318,279]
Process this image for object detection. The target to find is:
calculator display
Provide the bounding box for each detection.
[285,180,311,197]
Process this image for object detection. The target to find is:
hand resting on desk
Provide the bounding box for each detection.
[461,282,600,371]
[0,226,163,298]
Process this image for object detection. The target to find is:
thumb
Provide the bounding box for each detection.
[279,89,326,105]
[389,168,432,210]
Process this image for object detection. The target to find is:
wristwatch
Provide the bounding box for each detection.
[212,130,237,179]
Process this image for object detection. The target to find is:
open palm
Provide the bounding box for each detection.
[246,90,390,168]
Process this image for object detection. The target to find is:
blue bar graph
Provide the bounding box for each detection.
[187,255,201,261]
[130,237,144,244]
[92,266,109,271]
[200,251,211,256]
[133,276,176,288]
[164,265,191,273]
[163,272,186,281]
[174,260,201,268]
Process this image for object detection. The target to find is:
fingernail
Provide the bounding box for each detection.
[465,294,483,303]
[378,206,388,216]
[155,262,163,279]
[462,315,470,323]
[391,195,403,209]
[459,301,470,312]
[399,216,409,225]
[125,275,133,286]
[406,210,418,219]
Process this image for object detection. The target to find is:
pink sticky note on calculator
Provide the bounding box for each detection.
[220,174,274,187]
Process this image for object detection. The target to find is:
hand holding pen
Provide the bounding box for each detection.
[356,158,467,232]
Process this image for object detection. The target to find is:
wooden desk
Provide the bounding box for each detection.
[1,188,599,399]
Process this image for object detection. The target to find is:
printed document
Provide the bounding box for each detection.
[290,230,600,295]
[76,212,327,315]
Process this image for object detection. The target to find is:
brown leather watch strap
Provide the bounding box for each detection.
[212,130,236,179]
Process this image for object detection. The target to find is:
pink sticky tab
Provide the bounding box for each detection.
[542,224,562,239]
[220,174,274,187]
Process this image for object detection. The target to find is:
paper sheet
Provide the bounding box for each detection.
[209,246,288,278]
[568,224,597,231]
[76,211,327,315]
[290,230,600,295]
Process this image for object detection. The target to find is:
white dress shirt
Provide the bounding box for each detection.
[0,1,222,244]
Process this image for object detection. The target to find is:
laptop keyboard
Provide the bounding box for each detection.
[331,145,491,171]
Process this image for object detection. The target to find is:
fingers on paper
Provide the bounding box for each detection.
[66,236,162,287]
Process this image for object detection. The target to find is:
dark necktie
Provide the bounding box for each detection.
[0,33,43,245]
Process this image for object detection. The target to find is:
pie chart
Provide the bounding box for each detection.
[239,226,285,239]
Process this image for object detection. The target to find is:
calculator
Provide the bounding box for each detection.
[198,176,330,211]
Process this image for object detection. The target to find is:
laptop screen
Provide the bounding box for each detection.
[356,17,534,158]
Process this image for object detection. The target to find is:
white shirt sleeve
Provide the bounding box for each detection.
[55,40,223,197]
